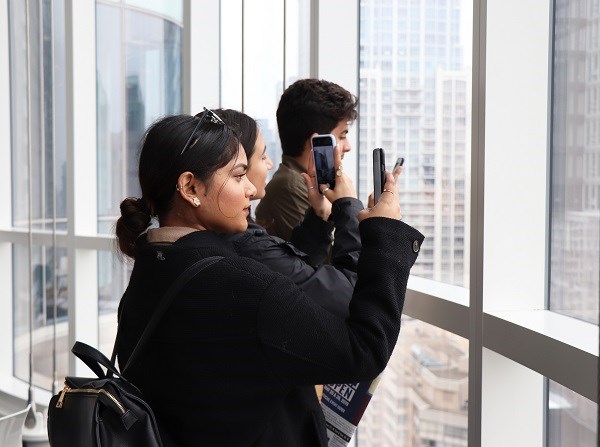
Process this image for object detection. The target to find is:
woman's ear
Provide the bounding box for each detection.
[176,172,205,207]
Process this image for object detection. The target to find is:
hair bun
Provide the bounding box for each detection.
[115,197,153,259]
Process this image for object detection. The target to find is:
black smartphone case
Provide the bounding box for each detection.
[373,148,386,204]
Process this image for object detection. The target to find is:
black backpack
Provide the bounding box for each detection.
[47,256,222,446]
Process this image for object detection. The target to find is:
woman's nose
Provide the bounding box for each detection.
[246,178,257,196]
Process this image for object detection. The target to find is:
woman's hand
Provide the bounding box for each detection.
[301,145,357,221]
[358,172,402,222]
[367,164,403,208]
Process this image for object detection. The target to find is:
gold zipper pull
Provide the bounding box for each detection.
[55,386,70,408]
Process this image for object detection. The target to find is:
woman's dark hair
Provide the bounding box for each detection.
[213,109,258,161]
[115,113,239,259]
[276,78,358,157]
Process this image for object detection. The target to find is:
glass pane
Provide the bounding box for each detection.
[357,318,468,446]
[359,0,472,287]
[9,0,67,232]
[220,0,243,110]
[548,381,597,446]
[221,0,311,185]
[13,244,69,391]
[8,0,68,393]
[549,0,600,325]
[96,5,183,234]
[125,0,183,23]
[97,3,124,233]
[284,0,311,86]
[243,0,285,175]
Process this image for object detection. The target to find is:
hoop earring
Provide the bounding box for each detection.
[192,197,201,207]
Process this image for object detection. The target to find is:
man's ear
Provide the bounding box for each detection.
[303,133,319,154]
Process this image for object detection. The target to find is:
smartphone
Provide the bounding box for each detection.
[373,148,386,204]
[393,157,405,172]
[311,134,337,193]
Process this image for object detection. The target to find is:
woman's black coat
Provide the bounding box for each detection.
[224,197,364,317]
[116,217,424,446]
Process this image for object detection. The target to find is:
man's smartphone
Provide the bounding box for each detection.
[311,134,337,193]
[373,148,386,204]
[393,157,405,172]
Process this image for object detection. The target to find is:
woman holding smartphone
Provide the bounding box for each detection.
[115,110,424,446]
[215,109,363,317]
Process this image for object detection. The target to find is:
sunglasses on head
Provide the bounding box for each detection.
[180,107,227,156]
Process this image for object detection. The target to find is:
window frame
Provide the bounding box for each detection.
[0,1,596,446]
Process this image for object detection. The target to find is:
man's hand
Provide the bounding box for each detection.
[302,145,357,221]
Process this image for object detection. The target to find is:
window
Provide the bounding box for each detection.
[97,1,183,235]
[547,0,599,441]
[13,244,69,389]
[548,381,597,446]
[358,318,469,446]
[359,0,471,289]
[0,2,596,446]
[8,0,68,391]
[220,0,311,182]
[6,0,183,392]
[549,0,599,326]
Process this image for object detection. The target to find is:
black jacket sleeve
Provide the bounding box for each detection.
[291,197,364,269]
[328,197,364,271]
[290,207,334,266]
[227,224,354,317]
[257,217,424,386]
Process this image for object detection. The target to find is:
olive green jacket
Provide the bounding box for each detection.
[255,155,310,241]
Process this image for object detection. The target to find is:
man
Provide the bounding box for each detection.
[255,78,358,241]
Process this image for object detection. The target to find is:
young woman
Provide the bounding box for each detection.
[115,110,423,446]
[215,108,364,316]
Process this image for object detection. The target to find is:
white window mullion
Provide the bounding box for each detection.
[484,0,550,313]
[65,0,99,376]
[482,348,545,447]
[315,0,359,181]
[314,2,359,445]
[184,0,220,113]
[481,0,552,445]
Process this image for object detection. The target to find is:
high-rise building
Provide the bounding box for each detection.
[358,319,469,447]
[550,0,600,325]
[359,0,470,287]
[357,1,471,445]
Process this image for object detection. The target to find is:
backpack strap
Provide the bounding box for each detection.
[117,255,223,375]
[72,341,120,379]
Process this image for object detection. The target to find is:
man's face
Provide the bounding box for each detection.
[330,120,351,159]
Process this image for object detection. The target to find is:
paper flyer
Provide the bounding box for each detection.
[321,374,383,447]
